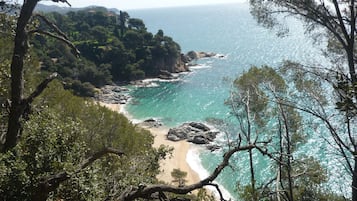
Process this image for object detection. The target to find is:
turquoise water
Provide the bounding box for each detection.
[127,3,347,199]
[128,3,321,126]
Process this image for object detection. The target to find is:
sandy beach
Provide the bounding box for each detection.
[99,102,201,185]
[147,126,201,185]
[98,102,121,112]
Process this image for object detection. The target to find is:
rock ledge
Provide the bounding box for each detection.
[167,122,219,145]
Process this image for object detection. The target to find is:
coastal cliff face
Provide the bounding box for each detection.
[151,55,183,73]
[152,54,189,74]
[33,7,218,96]
[152,51,217,78]
[32,7,192,96]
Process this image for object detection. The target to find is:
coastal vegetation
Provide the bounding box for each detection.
[1,0,357,201]
[33,6,186,96]
[227,66,344,201]
[226,0,357,200]
[0,1,180,200]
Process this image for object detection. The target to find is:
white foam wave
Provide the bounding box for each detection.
[120,104,142,124]
[213,53,228,59]
[187,146,236,201]
[189,64,212,70]
[133,76,182,88]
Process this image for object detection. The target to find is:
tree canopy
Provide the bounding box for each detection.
[243,0,357,200]
[33,7,183,96]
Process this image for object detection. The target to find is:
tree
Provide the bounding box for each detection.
[1,0,79,152]
[1,3,256,200]
[249,0,357,199]
[230,66,286,200]
[128,18,146,30]
[228,65,346,201]
[171,169,188,187]
[119,10,129,37]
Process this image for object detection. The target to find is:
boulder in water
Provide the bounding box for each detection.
[166,122,219,145]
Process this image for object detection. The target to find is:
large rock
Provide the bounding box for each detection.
[167,127,190,141]
[167,122,219,145]
[188,122,210,132]
[139,118,162,128]
[158,70,175,80]
[188,135,210,144]
[185,51,217,62]
[97,85,130,104]
[197,51,216,58]
[186,51,199,61]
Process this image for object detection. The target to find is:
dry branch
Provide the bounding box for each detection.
[118,144,256,201]
[34,147,124,201]
[29,29,80,57]
[33,13,69,40]
[25,72,58,105]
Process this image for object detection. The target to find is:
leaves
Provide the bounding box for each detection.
[32,8,182,95]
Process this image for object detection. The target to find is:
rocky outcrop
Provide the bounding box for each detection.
[206,144,221,152]
[138,118,163,128]
[96,85,130,104]
[167,122,219,145]
[151,51,218,80]
[158,70,175,80]
[184,51,217,62]
[152,53,189,76]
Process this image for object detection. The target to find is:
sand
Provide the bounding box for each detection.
[147,126,201,185]
[98,102,121,112]
[99,102,201,185]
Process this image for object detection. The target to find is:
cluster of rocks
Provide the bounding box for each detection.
[158,70,179,80]
[138,118,163,128]
[167,122,220,145]
[96,85,130,104]
[183,51,217,63]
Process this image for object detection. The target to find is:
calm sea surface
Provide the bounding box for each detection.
[127,3,347,199]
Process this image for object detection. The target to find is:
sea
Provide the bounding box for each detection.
[125,2,349,200]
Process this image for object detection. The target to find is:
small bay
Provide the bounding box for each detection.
[126,2,343,199]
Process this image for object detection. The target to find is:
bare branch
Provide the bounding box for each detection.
[34,147,124,201]
[29,29,80,57]
[33,13,69,40]
[24,72,57,105]
[51,0,71,7]
[79,147,124,170]
[119,144,256,201]
[207,183,225,201]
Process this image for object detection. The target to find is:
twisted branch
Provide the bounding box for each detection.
[119,144,256,201]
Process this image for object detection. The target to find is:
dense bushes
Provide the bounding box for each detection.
[0,80,169,200]
[33,7,182,96]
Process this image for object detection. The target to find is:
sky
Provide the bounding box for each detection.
[41,0,246,10]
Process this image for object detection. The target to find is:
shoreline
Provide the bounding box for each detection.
[147,126,201,185]
[98,80,235,200]
[98,102,201,185]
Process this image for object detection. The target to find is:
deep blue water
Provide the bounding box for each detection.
[126,3,347,199]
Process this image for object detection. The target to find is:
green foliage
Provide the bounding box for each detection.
[32,8,182,96]
[0,14,14,101]
[196,188,216,201]
[0,33,12,138]
[237,185,263,201]
[0,110,87,200]
[0,75,169,199]
[128,18,146,30]
[232,66,286,126]
[171,168,188,187]
[291,156,327,200]
[231,65,343,200]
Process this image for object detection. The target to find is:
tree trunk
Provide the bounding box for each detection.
[248,149,257,200]
[2,0,39,152]
[353,156,357,201]
[286,142,294,201]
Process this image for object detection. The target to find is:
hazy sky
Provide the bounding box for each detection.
[42,0,246,10]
